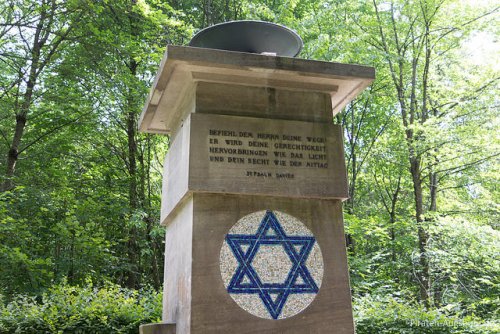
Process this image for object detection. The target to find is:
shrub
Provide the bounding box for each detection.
[0,281,162,334]
[353,295,500,334]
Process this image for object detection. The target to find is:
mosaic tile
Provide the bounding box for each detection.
[220,210,324,320]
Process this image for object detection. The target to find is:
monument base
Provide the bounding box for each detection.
[163,193,354,334]
[139,323,176,334]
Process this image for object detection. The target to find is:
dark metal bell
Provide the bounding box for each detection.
[189,20,303,57]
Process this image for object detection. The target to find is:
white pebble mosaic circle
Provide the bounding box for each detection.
[220,210,324,320]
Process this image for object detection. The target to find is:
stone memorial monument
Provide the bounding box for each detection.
[138,21,374,334]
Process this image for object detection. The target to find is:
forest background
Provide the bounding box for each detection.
[0,0,498,333]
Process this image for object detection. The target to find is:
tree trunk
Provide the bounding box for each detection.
[389,176,401,263]
[145,217,161,289]
[125,59,139,289]
[1,29,41,192]
[428,166,439,306]
[2,113,27,191]
[1,0,65,192]
[410,157,431,308]
[346,103,356,213]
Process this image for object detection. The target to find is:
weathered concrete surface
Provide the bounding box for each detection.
[139,323,176,334]
[162,193,354,334]
[161,113,349,223]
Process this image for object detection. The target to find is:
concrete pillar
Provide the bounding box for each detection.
[139,45,374,333]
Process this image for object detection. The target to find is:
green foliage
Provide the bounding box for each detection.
[427,217,500,319]
[354,295,500,334]
[0,0,185,292]
[0,185,119,298]
[0,281,162,334]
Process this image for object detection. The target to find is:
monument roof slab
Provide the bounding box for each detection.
[139,45,375,134]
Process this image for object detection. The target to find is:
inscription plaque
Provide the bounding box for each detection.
[188,113,348,199]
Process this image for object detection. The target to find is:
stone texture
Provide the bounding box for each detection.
[139,323,176,334]
[161,113,349,223]
[195,82,334,122]
[181,193,354,333]
[162,198,193,333]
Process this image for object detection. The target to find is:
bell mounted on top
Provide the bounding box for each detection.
[189,20,303,57]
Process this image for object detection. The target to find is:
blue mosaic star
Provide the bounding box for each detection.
[225,210,319,319]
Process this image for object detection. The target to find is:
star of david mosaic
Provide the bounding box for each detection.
[220,210,323,320]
